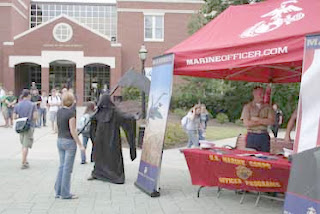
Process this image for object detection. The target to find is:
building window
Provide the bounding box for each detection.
[53,23,73,42]
[84,64,110,102]
[30,3,117,39]
[144,15,164,42]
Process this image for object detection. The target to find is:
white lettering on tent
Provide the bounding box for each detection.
[185,46,288,66]
[240,0,305,38]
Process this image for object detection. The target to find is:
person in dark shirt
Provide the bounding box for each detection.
[31,89,42,127]
[13,89,37,169]
[270,103,283,138]
[54,92,84,199]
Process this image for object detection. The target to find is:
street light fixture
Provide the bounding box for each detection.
[139,44,148,61]
[139,44,148,119]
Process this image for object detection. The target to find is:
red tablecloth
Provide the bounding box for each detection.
[183,148,291,192]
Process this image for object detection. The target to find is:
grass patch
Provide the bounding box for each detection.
[121,121,247,149]
[164,123,188,149]
[205,125,247,141]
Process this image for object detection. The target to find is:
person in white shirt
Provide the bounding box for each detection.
[0,85,6,111]
[48,89,61,133]
[39,91,48,127]
[0,86,7,126]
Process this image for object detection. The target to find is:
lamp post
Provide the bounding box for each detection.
[139,44,148,119]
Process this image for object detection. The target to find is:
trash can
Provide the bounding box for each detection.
[138,124,146,148]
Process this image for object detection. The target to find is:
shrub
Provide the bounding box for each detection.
[173,108,187,118]
[164,123,188,149]
[122,87,140,101]
[216,113,229,124]
[121,122,188,149]
[235,119,243,126]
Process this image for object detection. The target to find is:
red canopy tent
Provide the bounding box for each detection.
[166,0,320,83]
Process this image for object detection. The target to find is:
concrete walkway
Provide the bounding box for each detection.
[0,111,286,214]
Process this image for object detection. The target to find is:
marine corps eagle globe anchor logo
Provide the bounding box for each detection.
[236,165,253,180]
[240,0,305,38]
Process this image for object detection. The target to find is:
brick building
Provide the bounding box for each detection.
[0,0,202,104]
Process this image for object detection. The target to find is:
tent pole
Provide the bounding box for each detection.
[269,83,272,107]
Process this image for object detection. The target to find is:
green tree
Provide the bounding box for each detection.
[270,83,300,126]
[188,0,263,34]
[171,77,299,125]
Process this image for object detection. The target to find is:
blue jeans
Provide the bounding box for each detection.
[81,135,94,163]
[187,130,199,148]
[38,108,47,126]
[199,129,206,140]
[81,135,89,163]
[54,138,77,199]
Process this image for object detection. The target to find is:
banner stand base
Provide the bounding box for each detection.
[134,181,160,198]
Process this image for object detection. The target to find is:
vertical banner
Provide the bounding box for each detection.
[135,54,174,197]
[284,34,320,214]
[294,34,320,153]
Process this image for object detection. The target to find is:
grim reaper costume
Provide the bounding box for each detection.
[89,94,137,184]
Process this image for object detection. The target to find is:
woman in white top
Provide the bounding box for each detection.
[39,91,48,127]
[48,89,61,133]
[185,104,201,148]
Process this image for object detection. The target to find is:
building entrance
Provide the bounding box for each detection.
[84,64,110,102]
[15,63,41,95]
[49,60,76,93]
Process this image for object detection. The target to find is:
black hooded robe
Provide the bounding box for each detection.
[90,95,136,184]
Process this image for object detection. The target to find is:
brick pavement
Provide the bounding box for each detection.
[0,111,284,214]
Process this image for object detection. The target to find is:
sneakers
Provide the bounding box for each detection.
[21,162,29,169]
[55,194,78,199]
[61,194,78,200]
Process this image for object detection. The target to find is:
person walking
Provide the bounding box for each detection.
[4,91,17,127]
[54,92,85,199]
[185,104,201,148]
[0,86,5,127]
[78,101,95,164]
[1,89,9,127]
[31,89,42,127]
[48,89,61,133]
[199,104,209,140]
[0,84,5,112]
[270,103,283,138]
[13,89,37,169]
[39,91,48,127]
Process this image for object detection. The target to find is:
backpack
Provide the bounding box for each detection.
[78,114,91,134]
[181,115,189,130]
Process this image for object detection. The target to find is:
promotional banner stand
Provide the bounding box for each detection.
[134,54,174,197]
[134,182,160,197]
